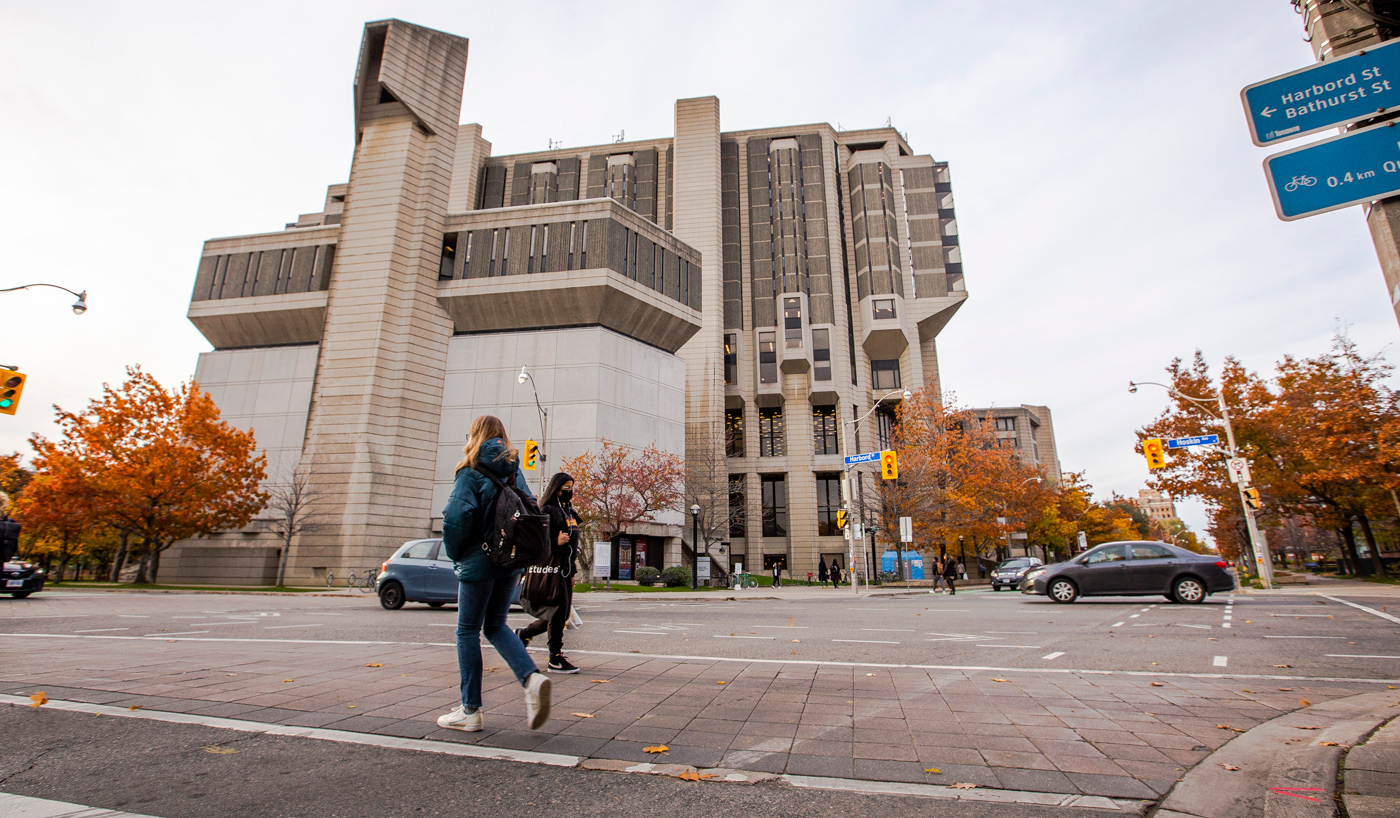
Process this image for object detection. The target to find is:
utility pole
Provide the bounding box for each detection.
[1296,1,1400,328]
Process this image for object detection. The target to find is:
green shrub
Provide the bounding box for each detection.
[636,566,661,586]
[660,566,691,587]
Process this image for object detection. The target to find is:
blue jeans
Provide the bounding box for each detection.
[456,574,538,710]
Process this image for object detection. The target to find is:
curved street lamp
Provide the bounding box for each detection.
[0,283,87,315]
[516,365,549,494]
[1128,379,1272,588]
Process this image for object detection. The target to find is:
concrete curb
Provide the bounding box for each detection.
[1154,688,1400,818]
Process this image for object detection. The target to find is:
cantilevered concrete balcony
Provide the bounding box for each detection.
[436,199,702,354]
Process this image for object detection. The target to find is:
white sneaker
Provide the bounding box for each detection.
[524,672,551,730]
[437,705,482,732]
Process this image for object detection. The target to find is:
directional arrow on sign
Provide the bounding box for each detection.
[1260,106,1276,118]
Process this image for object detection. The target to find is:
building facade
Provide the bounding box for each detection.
[168,19,968,584]
[1130,489,1178,523]
[967,405,1061,486]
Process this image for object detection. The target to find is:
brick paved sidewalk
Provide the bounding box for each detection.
[0,635,1371,800]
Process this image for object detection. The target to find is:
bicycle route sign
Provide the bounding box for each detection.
[1242,38,1400,146]
[1165,434,1219,449]
[1264,119,1400,220]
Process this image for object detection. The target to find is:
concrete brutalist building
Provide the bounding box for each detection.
[164,18,968,585]
[967,405,1063,487]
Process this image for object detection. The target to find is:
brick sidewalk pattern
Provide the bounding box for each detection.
[0,637,1367,799]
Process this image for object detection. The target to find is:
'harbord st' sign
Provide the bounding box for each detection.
[844,451,883,466]
[1242,38,1400,146]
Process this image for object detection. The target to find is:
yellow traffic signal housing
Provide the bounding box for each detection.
[523,440,539,471]
[1142,438,1166,470]
[0,370,25,416]
[835,509,847,530]
[1244,488,1262,510]
[880,449,899,480]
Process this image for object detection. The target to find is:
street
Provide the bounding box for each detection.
[1,581,1398,815]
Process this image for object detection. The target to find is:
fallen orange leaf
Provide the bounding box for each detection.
[571,713,595,718]
[678,770,716,781]
[1295,726,1321,730]
[949,782,977,789]
[28,692,47,708]
[203,746,240,755]
[644,745,669,754]
[1220,763,1240,771]
[1299,698,1312,707]
[128,706,142,711]
[591,679,610,684]
[1150,682,1164,687]
[282,679,295,683]
[925,768,941,774]
[1320,741,1340,746]
[1274,664,1292,668]
[365,663,383,668]
[990,679,1009,683]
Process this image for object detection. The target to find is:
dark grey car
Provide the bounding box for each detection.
[1021,541,1235,604]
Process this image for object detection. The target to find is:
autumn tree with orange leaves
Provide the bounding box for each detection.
[28,366,268,583]
[561,439,684,577]
[10,451,98,582]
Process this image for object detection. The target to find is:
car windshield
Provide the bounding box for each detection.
[998,559,1034,570]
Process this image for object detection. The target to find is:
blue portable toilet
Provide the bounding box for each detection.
[880,550,925,580]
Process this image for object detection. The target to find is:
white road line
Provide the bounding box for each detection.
[1223,615,1232,620]
[160,631,210,637]
[713,635,776,640]
[861,628,915,632]
[1318,594,1400,625]
[304,612,345,616]
[5,632,1396,683]
[1326,654,1400,659]
[833,639,899,644]
[1129,614,1141,619]
[851,608,888,611]
[925,632,979,637]
[984,631,1037,634]
[750,625,809,629]
[1223,623,1232,629]
[1111,622,1125,627]
[117,615,151,619]
[428,623,457,627]
[1262,636,1348,639]
[1214,656,1228,667]
[73,627,130,633]
[977,644,1042,649]
[1042,652,1065,660]
[1174,624,1211,629]
[263,624,324,630]
[614,630,668,635]
[1141,608,1151,612]
[185,622,257,627]
[1270,614,1333,617]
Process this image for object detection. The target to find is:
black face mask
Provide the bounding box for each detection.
[558,489,573,502]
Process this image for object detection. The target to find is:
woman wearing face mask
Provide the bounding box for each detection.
[516,472,580,674]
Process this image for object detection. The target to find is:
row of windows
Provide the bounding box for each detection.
[724,405,891,457]
[727,473,844,538]
[720,330,868,387]
[439,222,589,280]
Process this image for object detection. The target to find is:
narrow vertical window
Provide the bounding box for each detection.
[527,226,537,274]
[812,328,831,381]
[540,224,549,272]
[758,331,777,384]
[439,237,456,281]
[729,475,746,538]
[461,232,472,278]
[784,297,802,349]
[876,407,896,451]
[567,222,576,270]
[652,244,659,290]
[723,333,737,385]
[726,408,744,457]
[580,221,588,268]
[488,229,498,277]
[759,407,785,457]
[812,406,837,455]
[501,227,510,274]
[761,474,788,537]
[816,473,841,535]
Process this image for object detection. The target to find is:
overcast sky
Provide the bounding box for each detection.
[2,1,1392,541]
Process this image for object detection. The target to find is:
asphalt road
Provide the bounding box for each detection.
[2,584,1397,681]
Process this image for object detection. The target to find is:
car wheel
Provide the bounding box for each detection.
[427,601,445,608]
[1048,578,1078,603]
[379,581,406,610]
[10,592,30,599]
[1172,576,1206,604]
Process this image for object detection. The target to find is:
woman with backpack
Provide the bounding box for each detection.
[436,415,551,733]
[516,471,580,674]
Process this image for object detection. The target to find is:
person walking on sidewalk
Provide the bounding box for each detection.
[516,472,580,675]
[436,415,551,733]
[942,552,959,595]
[831,559,842,588]
[930,556,947,594]
[772,562,782,588]
[817,559,828,588]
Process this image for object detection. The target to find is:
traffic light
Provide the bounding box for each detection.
[835,509,847,531]
[523,440,539,471]
[1244,487,1263,510]
[1142,438,1166,470]
[880,449,899,480]
[0,370,25,416]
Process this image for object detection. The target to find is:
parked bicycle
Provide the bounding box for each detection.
[347,569,377,593]
[730,571,757,589]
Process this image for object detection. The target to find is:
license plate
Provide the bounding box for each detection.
[5,580,23,587]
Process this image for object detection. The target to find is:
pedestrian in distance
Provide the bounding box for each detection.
[817,559,828,588]
[831,559,842,587]
[806,571,813,586]
[437,415,551,733]
[772,562,782,588]
[930,556,947,594]
[942,552,959,595]
[516,471,580,675]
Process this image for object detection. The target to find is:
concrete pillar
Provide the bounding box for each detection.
[293,21,469,580]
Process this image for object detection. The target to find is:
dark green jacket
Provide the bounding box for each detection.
[442,438,535,583]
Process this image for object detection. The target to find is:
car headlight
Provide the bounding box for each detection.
[1025,569,1046,581]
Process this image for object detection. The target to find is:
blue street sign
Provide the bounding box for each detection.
[1166,434,1220,449]
[844,451,882,466]
[1264,120,1400,220]
[1242,39,1400,146]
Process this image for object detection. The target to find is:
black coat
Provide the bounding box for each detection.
[817,561,828,581]
[544,499,580,579]
[942,559,959,579]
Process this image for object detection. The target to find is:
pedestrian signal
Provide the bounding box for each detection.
[1243,487,1262,510]
[0,370,25,416]
[880,449,899,480]
[523,440,539,471]
[1142,438,1166,470]
[835,509,847,531]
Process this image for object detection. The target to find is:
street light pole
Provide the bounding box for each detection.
[1129,380,1273,589]
[839,388,911,596]
[0,283,88,315]
[517,366,549,495]
[690,504,701,590]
